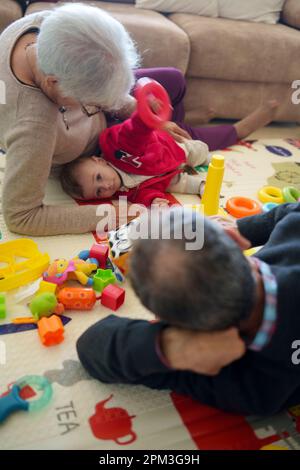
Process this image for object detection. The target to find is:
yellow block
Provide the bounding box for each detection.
[37,280,57,295]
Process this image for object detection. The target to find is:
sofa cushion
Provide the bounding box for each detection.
[136,0,218,17]
[28,0,135,2]
[170,13,300,84]
[25,1,190,73]
[218,0,285,25]
[0,0,23,33]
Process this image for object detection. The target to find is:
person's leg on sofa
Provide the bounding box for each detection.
[233,100,279,140]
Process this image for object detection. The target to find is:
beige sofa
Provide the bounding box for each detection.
[1,0,300,125]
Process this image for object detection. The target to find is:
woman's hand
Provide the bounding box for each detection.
[161,121,192,143]
[160,326,246,375]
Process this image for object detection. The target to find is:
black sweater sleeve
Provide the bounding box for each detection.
[237,203,300,247]
[77,316,169,383]
[76,315,300,416]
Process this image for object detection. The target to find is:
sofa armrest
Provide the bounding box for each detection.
[282,0,300,30]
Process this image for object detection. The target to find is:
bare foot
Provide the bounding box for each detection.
[234,100,279,139]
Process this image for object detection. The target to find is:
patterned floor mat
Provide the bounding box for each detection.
[0,138,300,450]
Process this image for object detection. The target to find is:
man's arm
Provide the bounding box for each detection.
[77,315,297,415]
[77,315,244,383]
[237,203,300,247]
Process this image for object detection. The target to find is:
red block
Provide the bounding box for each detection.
[90,243,109,268]
[101,284,125,311]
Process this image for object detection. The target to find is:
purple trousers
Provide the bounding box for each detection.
[134,68,238,151]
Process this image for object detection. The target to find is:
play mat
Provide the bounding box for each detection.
[0,138,300,450]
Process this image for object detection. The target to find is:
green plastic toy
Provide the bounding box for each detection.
[29,292,58,320]
[0,294,6,319]
[92,269,116,292]
[0,375,53,423]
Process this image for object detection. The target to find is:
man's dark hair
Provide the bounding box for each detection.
[129,216,255,331]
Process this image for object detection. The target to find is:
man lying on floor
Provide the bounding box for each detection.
[77,203,300,416]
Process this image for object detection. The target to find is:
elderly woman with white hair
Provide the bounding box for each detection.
[0,3,142,236]
[0,3,278,236]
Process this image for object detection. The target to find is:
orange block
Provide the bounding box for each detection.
[37,315,64,347]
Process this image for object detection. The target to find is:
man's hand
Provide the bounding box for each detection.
[161,121,192,143]
[210,215,251,251]
[160,326,246,375]
[209,215,238,231]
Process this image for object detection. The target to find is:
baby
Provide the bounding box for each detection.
[60,111,210,207]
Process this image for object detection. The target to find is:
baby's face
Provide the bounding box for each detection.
[74,156,121,200]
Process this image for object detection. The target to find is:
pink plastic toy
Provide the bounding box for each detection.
[43,259,75,285]
[43,258,97,286]
[90,244,109,269]
[101,284,125,311]
[134,78,172,129]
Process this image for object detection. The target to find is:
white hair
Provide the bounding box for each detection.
[37,3,140,110]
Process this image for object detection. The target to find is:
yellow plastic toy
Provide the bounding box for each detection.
[37,280,57,296]
[244,247,259,257]
[0,239,50,292]
[258,186,284,204]
[43,257,98,287]
[201,155,226,216]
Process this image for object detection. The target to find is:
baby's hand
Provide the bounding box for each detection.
[152,197,170,207]
[161,121,192,143]
[148,95,163,115]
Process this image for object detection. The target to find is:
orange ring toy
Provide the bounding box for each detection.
[226,197,262,219]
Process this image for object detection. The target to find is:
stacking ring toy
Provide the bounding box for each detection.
[0,375,52,423]
[134,77,172,129]
[258,186,284,204]
[226,197,262,219]
[262,202,279,213]
[282,186,300,203]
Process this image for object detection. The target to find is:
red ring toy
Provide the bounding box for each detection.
[226,197,262,219]
[134,77,172,129]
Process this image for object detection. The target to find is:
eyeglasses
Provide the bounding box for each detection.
[81,104,103,117]
[59,104,103,131]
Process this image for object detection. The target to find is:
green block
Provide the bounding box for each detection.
[92,269,116,292]
[0,294,6,319]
